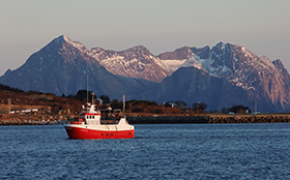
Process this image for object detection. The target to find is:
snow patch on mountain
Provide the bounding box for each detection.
[230,77,256,90]
[193,54,232,76]
[62,35,90,54]
[155,59,187,75]
[98,56,126,73]
[179,56,202,69]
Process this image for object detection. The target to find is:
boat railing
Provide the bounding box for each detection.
[101,119,119,125]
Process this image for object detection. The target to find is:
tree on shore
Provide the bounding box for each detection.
[75,90,96,102]
[99,95,111,104]
[192,102,207,114]
[229,105,251,114]
[174,100,187,107]
[0,84,23,92]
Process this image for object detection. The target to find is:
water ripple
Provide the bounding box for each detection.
[0,124,290,179]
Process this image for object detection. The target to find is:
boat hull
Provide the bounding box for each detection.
[64,126,134,139]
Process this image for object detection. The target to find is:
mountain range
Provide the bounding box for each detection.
[1,35,289,112]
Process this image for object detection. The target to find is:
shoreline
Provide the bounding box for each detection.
[127,115,290,124]
[1,115,290,125]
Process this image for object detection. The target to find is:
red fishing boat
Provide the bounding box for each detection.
[64,97,134,139]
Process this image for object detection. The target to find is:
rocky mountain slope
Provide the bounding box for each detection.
[1,35,289,112]
[140,66,253,110]
[182,42,290,112]
[90,46,168,82]
[0,35,157,100]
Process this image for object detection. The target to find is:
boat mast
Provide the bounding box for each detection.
[87,70,88,105]
[255,101,257,115]
[123,94,126,118]
[91,92,95,104]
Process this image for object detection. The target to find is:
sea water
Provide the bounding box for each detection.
[0,123,290,179]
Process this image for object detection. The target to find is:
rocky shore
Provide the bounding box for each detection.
[127,116,209,124]
[0,120,68,125]
[207,115,290,124]
[0,113,77,125]
[1,114,290,125]
[127,115,290,124]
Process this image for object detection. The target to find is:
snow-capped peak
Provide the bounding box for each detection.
[61,35,89,53]
[63,34,71,42]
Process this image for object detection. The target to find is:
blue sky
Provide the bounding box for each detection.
[0,0,289,76]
